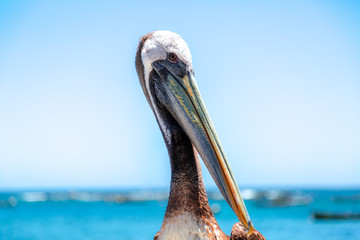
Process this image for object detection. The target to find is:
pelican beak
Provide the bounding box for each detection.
[152,60,254,235]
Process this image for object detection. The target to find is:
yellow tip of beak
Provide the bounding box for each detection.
[246,221,254,236]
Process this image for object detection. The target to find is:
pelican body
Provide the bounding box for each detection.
[135,31,265,240]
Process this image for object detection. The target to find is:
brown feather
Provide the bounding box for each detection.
[231,223,265,240]
[135,31,154,107]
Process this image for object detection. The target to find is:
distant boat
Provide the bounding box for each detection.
[313,211,360,220]
[0,197,17,208]
[254,190,313,208]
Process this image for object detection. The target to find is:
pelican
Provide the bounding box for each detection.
[135,31,265,240]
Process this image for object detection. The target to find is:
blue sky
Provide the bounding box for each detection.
[0,1,359,189]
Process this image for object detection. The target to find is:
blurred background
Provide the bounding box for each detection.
[0,1,359,239]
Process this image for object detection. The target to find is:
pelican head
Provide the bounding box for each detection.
[135,31,253,234]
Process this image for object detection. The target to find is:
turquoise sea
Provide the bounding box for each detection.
[0,189,359,240]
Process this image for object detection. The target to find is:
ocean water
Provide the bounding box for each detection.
[0,189,359,240]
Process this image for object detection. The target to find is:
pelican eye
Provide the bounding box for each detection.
[168,53,178,63]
